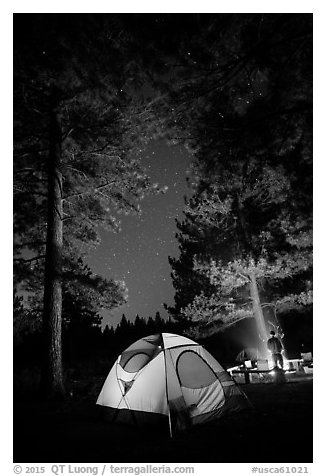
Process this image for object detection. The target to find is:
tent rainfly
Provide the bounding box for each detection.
[97,333,250,436]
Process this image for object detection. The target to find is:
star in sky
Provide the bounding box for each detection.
[87,139,193,327]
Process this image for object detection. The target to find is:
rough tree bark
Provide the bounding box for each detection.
[236,193,268,356]
[249,272,268,357]
[40,106,65,399]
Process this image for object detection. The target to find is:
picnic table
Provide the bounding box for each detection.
[231,369,272,384]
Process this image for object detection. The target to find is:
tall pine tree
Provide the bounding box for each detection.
[166,14,312,355]
[14,14,165,397]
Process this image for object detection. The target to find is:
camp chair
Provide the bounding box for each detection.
[301,352,313,374]
[301,352,313,364]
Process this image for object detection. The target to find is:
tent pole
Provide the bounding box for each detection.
[162,334,173,438]
[115,362,138,428]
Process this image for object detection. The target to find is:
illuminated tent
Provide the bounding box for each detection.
[96,333,249,436]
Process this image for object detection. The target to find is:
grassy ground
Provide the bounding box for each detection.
[14,374,312,463]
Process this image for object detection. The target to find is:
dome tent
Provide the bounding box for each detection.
[97,333,250,436]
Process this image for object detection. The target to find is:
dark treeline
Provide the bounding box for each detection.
[101,313,182,355]
[14,309,181,374]
[15,304,312,381]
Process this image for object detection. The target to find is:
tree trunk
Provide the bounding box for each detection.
[40,108,65,399]
[235,194,268,357]
[249,272,268,358]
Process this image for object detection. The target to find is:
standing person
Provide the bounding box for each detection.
[267,330,284,369]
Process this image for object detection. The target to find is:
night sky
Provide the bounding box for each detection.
[87,139,193,327]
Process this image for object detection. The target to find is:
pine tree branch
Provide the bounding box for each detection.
[14,255,46,264]
[13,188,47,198]
[14,240,46,250]
[63,180,116,201]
